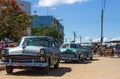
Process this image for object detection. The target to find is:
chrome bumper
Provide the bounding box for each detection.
[60,57,79,61]
[0,61,48,67]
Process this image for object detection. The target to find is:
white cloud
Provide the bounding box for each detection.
[38,0,90,7]
[92,37,109,42]
[66,36,120,43]
[111,37,120,41]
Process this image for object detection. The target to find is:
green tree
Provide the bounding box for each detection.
[0,0,32,41]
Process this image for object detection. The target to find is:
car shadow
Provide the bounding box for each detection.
[86,58,99,61]
[60,60,92,64]
[7,67,72,76]
[60,58,99,64]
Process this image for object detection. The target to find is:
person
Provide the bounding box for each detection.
[1,41,8,48]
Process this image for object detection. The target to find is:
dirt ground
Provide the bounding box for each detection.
[0,56,120,79]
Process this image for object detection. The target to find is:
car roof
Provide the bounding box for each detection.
[62,42,80,45]
[22,36,53,40]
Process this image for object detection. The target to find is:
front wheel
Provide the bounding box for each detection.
[79,55,84,62]
[90,57,93,60]
[6,66,13,74]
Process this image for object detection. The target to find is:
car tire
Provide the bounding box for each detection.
[6,66,13,74]
[90,57,93,60]
[80,59,84,62]
[79,55,84,62]
[54,59,59,69]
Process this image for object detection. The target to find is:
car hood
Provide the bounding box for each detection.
[6,46,45,56]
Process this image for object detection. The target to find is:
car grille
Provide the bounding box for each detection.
[8,55,40,62]
[60,54,75,58]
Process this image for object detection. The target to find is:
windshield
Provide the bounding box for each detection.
[20,38,50,47]
[61,44,69,48]
[70,44,79,49]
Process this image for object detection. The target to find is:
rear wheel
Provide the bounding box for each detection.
[6,66,13,74]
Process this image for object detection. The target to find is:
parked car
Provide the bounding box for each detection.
[81,45,93,60]
[0,36,60,74]
[59,42,86,62]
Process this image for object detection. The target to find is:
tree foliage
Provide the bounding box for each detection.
[0,0,32,41]
[32,25,64,42]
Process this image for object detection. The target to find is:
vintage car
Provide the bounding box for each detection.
[0,36,60,74]
[60,42,86,62]
[81,45,93,60]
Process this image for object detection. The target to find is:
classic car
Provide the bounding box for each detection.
[81,45,93,60]
[0,36,60,74]
[60,42,86,62]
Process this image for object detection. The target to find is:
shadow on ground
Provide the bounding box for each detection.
[87,58,99,61]
[60,58,99,64]
[7,67,72,76]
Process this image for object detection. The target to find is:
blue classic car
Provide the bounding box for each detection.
[60,42,86,62]
[81,45,93,60]
[0,36,60,74]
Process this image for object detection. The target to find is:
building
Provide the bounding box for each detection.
[32,15,64,33]
[17,0,31,15]
[32,15,64,46]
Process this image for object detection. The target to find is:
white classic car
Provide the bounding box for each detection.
[0,36,60,74]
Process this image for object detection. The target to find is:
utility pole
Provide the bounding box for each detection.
[80,36,82,44]
[73,31,77,42]
[89,39,92,45]
[100,0,106,56]
[101,0,106,47]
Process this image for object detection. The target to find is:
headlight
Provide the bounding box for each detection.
[40,49,45,55]
[1,50,6,55]
[1,57,7,61]
[40,57,46,62]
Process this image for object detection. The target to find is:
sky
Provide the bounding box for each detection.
[23,0,120,43]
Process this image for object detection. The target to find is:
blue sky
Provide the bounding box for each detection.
[23,0,120,42]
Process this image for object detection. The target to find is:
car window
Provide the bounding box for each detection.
[70,44,79,49]
[22,38,50,47]
[61,44,69,48]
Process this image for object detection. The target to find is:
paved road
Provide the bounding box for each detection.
[0,56,120,79]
